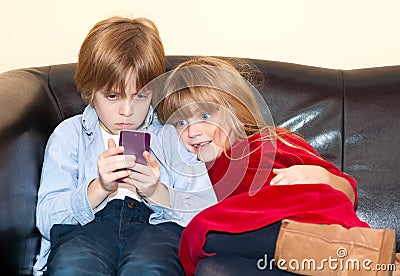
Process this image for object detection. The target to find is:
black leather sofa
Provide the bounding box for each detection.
[0,56,399,275]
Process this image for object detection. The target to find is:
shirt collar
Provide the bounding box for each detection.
[142,105,154,130]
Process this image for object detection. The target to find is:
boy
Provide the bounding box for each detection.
[33,16,216,275]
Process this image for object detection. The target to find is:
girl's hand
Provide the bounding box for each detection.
[270,165,330,186]
[270,165,355,204]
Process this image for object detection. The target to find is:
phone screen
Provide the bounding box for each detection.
[119,130,151,165]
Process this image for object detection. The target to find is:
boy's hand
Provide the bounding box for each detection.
[88,138,136,209]
[97,138,136,193]
[121,151,161,198]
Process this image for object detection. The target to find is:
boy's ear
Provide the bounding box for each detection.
[89,90,97,104]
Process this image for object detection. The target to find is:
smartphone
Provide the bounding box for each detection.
[119,130,151,165]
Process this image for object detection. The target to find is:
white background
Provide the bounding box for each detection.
[1,0,400,73]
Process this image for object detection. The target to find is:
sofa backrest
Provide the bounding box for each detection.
[0,56,399,275]
[343,67,400,233]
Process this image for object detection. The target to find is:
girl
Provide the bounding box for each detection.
[155,56,396,275]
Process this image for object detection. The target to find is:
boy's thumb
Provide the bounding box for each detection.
[108,138,117,149]
[144,152,160,176]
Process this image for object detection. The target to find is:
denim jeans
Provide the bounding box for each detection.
[47,197,184,276]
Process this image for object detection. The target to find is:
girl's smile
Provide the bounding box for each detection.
[174,110,235,162]
[190,140,212,151]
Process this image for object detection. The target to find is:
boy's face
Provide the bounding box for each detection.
[92,72,152,135]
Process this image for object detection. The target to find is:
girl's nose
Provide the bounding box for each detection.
[187,122,202,138]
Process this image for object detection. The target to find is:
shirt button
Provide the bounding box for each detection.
[167,211,173,216]
[127,200,135,209]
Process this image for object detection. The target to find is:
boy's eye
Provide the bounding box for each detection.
[135,93,148,100]
[106,94,118,100]
[200,113,212,120]
[175,120,188,128]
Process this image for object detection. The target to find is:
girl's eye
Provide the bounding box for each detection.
[200,113,212,120]
[175,120,188,128]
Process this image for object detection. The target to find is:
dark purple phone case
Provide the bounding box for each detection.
[119,130,151,165]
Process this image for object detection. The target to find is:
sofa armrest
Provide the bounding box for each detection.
[0,67,62,275]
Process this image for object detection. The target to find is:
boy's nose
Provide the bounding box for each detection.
[120,100,133,116]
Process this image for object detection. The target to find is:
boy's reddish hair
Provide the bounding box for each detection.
[75,16,165,104]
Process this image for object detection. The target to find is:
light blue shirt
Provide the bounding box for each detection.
[33,105,217,275]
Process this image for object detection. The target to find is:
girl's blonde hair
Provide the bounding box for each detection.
[75,16,165,104]
[155,56,319,160]
[156,56,274,140]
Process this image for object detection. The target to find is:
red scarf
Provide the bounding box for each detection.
[179,130,369,275]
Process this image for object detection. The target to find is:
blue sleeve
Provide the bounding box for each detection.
[145,124,217,226]
[36,120,100,240]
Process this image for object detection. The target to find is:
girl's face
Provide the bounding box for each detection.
[92,71,152,135]
[174,110,236,162]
